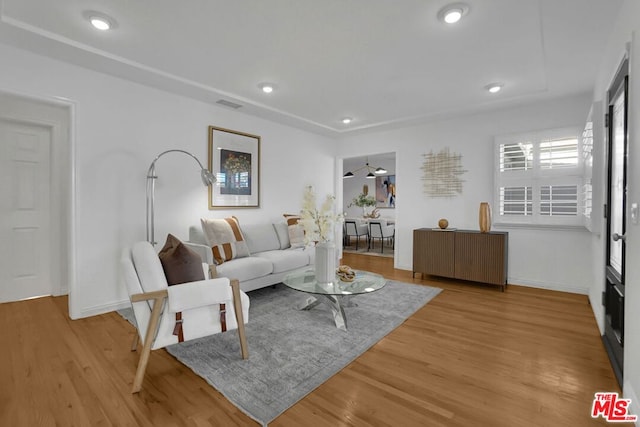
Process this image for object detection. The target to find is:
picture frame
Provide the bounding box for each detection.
[375,175,396,208]
[208,126,260,209]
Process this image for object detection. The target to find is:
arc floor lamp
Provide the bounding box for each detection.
[146,149,216,246]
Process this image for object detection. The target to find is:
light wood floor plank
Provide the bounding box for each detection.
[0,253,628,426]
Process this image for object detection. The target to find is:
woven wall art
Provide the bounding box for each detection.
[421,148,467,197]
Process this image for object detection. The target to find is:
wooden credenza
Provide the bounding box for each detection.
[413,228,508,290]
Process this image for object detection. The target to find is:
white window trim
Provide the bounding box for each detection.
[493,127,586,229]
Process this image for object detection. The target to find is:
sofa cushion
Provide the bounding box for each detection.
[273,222,290,249]
[201,216,250,264]
[242,223,281,254]
[283,214,305,248]
[254,249,310,274]
[215,256,273,282]
[158,234,205,285]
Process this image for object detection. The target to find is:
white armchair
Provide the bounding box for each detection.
[368,219,395,253]
[120,241,250,393]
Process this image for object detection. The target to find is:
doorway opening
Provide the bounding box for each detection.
[342,152,396,258]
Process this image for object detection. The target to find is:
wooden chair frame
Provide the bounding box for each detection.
[129,279,248,393]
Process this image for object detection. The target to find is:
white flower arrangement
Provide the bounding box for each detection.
[299,186,343,244]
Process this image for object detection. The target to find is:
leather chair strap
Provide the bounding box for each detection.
[173,312,184,343]
[173,304,227,342]
[219,303,227,332]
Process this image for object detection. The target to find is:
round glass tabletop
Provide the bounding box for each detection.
[283,268,387,296]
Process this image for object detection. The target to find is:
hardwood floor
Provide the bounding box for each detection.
[0,253,627,426]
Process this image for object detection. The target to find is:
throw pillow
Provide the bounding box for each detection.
[283,213,305,248]
[201,216,250,264]
[273,222,291,249]
[158,234,205,285]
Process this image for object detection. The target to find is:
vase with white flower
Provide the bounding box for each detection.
[299,186,343,284]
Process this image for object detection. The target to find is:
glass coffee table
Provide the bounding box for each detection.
[282,268,387,331]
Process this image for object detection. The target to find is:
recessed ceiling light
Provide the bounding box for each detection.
[444,9,462,23]
[342,117,352,124]
[485,83,504,93]
[91,18,110,30]
[83,11,117,31]
[438,3,470,24]
[258,82,276,94]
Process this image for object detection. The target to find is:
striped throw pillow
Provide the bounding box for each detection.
[283,214,305,248]
[200,216,250,264]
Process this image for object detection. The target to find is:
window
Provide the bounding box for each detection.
[499,186,532,216]
[540,185,578,216]
[494,127,583,227]
[500,142,532,171]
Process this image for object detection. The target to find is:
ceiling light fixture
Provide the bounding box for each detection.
[91,18,110,30]
[342,117,352,124]
[444,9,462,23]
[83,11,117,31]
[343,157,388,179]
[437,3,470,24]
[258,82,276,94]
[485,82,504,93]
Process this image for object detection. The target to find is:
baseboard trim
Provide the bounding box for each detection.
[78,299,131,318]
[52,286,68,297]
[623,381,639,426]
[507,277,588,295]
[395,267,589,295]
[588,292,605,335]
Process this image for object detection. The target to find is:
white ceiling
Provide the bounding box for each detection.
[0,0,623,136]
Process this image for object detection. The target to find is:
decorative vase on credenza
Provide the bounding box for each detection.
[479,202,492,233]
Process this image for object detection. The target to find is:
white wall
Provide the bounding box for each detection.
[0,42,336,319]
[337,93,594,293]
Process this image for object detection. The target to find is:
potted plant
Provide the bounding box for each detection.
[348,193,377,216]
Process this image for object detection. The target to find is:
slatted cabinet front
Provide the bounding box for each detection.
[413,229,508,290]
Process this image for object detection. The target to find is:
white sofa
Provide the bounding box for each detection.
[185,222,315,292]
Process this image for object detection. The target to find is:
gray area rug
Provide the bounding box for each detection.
[119,281,441,426]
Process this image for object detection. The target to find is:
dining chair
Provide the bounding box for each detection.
[368,219,395,253]
[344,219,369,250]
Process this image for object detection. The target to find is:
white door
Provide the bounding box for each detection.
[0,118,53,302]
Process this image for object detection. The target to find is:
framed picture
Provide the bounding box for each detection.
[375,175,396,208]
[208,126,260,208]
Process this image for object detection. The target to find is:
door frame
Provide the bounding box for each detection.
[0,89,76,317]
[338,152,398,263]
[602,57,629,387]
